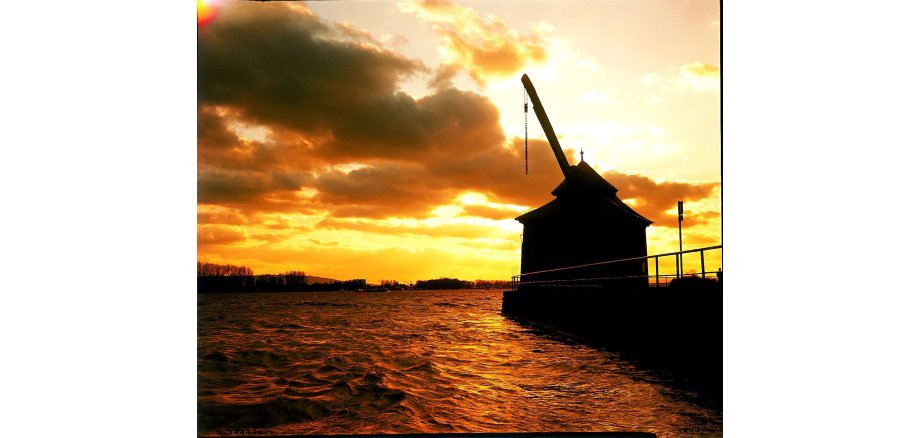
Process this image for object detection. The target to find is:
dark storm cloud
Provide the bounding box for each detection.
[198,1,504,165]
[424,138,570,207]
[198,2,424,139]
[198,106,240,151]
[312,163,451,218]
[305,138,566,218]
[198,1,505,216]
[198,111,324,173]
[323,87,504,161]
[198,168,312,204]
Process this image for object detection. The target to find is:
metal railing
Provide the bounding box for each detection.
[511,245,722,291]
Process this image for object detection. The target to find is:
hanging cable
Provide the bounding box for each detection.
[524,89,529,175]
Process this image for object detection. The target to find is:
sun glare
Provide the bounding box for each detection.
[197,0,221,27]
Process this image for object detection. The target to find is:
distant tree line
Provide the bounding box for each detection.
[197,262,515,293]
[198,261,253,277]
[198,275,367,293]
[414,277,472,290]
[197,261,366,293]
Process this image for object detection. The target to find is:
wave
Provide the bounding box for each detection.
[198,290,722,435]
[199,369,408,434]
[198,396,332,430]
[233,349,290,368]
[331,370,407,409]
[267,323,305,329]
[202,351,230,362]
[294,300,353,307]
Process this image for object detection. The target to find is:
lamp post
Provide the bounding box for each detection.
[677,201,684,278]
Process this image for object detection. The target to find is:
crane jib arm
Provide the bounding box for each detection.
[521,74,571,180]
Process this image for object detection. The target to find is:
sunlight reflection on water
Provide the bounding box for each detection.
[198,290,721,437]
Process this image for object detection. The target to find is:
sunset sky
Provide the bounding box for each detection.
[197,0,721,282]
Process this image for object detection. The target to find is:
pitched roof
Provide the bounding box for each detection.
[551,161,618,198]
[516,161,652,225]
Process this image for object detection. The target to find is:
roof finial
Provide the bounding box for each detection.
[580,148,584,163]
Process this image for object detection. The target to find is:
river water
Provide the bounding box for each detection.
[198,290,721,436]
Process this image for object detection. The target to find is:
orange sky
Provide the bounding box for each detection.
[197,0,721,282]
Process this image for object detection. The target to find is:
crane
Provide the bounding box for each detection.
[521,73,572,180]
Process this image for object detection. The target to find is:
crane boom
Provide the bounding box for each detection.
[521,74,571,180]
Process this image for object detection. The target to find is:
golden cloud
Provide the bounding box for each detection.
[681,61,720,78]
[603,172,720,228]
[198,225,247,247]
[679,62,720,92]
[398,0,548,83]
[197,210,250,226]
[644,62,720,94]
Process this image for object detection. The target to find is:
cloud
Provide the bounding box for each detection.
[198,210,250,226]
[398,0,548,83]
[311,163,449,218]
[681,231,720,247]
[250,233,289,244]
[643,62,720,94]
[197,2,720,271]
[305,137,559,218]
[198,108,279,172]
[197,3,526,218]
[679,210,721,228]
[319,86,504,162]
[306,137,571,218]
[198,2,425,136]
[198,106,241,151]
[428,64,460,90]
[603,171,720,227]
[679,62,720,92]
[198,225,247,246]
[680,62,719,78]
[304,134,720,229]
[197,168,312,205]
[198,2,508,214]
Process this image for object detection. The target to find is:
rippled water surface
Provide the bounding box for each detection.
[198,290,721,436]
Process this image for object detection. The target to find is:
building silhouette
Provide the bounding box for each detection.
[517,74,652,288]
[517,158,652,286]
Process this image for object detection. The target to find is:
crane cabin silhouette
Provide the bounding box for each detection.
[517,74,652,289]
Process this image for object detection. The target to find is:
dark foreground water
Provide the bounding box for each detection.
[198,290,722,437]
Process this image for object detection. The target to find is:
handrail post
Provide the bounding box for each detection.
[700,250,705,279]
[676,253,680,281]
[655,256,659,288]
